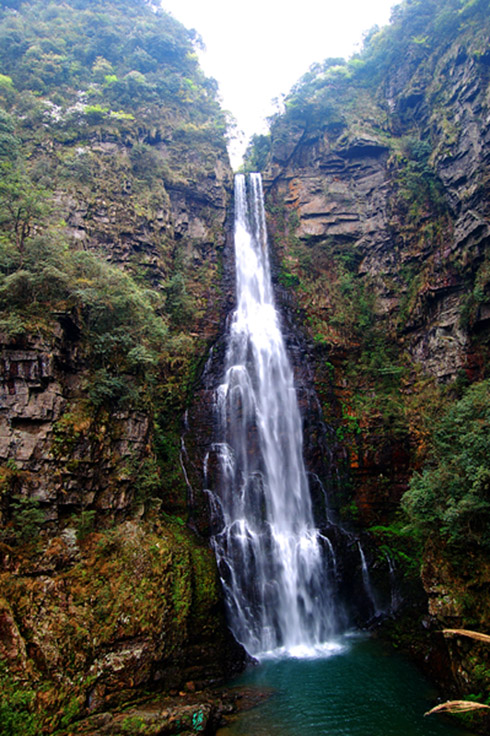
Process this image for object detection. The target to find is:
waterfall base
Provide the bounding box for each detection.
[217,636,473,736]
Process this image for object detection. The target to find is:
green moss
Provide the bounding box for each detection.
[121,715,146,732]
[278,264,300,289]
[0,661,41,736]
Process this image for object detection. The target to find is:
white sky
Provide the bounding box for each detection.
[160,0,398,167]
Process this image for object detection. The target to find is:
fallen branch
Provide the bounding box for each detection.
[425,700,490,716]
[442,629,490,644]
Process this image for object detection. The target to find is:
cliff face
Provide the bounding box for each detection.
[0,0,241,731]
[265,29,490,384]
[255,0,490,702]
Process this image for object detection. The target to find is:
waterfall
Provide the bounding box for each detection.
[207,173,341,658]
[358,541,381,618]
[386,552,402,614]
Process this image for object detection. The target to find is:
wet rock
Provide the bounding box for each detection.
[0,332,153,518]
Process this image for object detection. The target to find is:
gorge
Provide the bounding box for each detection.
[0,0,489,734]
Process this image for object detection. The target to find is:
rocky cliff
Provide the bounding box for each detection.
[0,0,243,732]
[250,0,490,711]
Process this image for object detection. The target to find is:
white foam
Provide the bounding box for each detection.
[257,639,347,661]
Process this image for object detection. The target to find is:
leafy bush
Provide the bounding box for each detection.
[402,380,490,548]
[0,661,40,736]
[8,496,45,543]
[164,271,195,328]
[0,223,169,408]
[86,368,136,408]
[242,133,271,173]
[393,137,447,225]
[369,522,422,579]
[128,141,162,182]
[76,509,96,541]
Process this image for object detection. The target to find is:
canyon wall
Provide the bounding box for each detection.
[0,1,243,732]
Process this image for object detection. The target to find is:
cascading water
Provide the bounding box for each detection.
[206,173,341,658]
[358,541,381,618]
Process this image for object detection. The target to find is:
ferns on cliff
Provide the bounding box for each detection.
[0,661,40,736]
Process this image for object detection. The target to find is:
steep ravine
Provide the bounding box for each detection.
[1,0,490,732]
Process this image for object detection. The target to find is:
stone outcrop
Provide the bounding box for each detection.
[0,519,243,731]
[265,63,490,382]
[0,327,150,518]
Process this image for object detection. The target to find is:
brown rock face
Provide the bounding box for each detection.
[0,328,151,518]
[0,519,244,728]
[0,1,240,725]
[260,22,490,521]
[255,4,490,702]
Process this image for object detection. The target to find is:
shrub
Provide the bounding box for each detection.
[402,380,490,548]
[0,661,40,736]
[9,496,45,543]
[76,509,96,541]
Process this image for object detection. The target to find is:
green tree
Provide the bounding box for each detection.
[242,133,271,173]
[0,169,48,260]
[0,107,48,262]
[402,380,490,548]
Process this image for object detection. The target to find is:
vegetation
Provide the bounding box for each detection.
[0,661,41,736]
[253,0,489,147]
[241,133,271,173]
[0,226,168,389]
[369,521,422,580]
[402,379,490,548]
[0,0,223,118]
[0,0,231,728]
